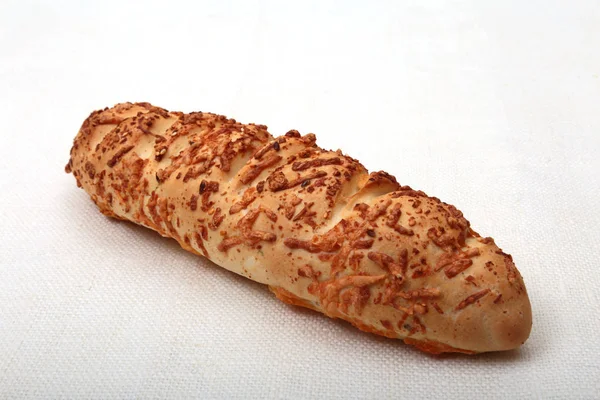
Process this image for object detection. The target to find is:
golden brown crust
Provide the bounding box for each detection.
[66,102,532,354]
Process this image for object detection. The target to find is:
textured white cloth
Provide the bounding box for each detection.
[1,1,599,398]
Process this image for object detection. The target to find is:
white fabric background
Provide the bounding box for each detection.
[1,1,599,398]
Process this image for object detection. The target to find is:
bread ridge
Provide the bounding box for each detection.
[66,102,532,354]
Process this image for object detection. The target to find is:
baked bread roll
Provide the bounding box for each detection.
[66,102,532,354]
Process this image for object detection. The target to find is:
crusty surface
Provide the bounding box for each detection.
[66,102,532,354]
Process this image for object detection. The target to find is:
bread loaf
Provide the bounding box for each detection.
[66,102,532,354]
